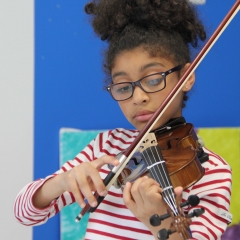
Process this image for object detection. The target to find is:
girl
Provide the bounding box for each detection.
[14,0,232,239]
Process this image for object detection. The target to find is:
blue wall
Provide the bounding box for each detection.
[34,1,240,239]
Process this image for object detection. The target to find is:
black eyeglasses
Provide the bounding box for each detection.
[106,65,182,101]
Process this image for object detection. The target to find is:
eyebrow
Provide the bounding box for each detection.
[112,62,165,80]
[112,71,127,80]
[140,62,165,72]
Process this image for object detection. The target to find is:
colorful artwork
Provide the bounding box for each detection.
[197,128,240,225]
[60,127,240,240]
[60,128,103,240]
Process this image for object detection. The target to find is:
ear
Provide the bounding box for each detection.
[180,63,195,92]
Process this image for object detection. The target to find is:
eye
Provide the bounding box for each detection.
[114,83,132,94]
[144,74,164,87]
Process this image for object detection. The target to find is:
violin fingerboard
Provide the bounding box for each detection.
[141,145,173,189]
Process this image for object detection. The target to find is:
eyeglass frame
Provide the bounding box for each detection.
[105,65,182,101]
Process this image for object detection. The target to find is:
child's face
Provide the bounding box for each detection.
[111,47,193,131]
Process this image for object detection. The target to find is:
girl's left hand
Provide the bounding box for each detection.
[123,176,165,224]
[123,176,183,230]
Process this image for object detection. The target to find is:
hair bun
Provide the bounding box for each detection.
[85,0,206,47]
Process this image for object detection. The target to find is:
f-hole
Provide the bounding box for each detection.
[163,137,180,150]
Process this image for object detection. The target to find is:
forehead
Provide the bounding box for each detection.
[111,48,175,74]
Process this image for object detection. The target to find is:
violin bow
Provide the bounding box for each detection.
[75,0,240,222]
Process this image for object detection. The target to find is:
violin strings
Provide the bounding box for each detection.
[142,148,177,215]
[142,145,179,216]
[152,145,179,216]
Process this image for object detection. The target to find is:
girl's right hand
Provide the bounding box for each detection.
[58,156,119,208]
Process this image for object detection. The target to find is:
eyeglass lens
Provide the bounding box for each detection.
[110,73,165,101]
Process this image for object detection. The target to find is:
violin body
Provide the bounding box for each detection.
[156,123,205,189]
[112,123,205,190]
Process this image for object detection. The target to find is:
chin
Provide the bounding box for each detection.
[132,119,164,131]
[135,122,148,131]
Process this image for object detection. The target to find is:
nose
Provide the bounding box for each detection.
[132,85,149,104]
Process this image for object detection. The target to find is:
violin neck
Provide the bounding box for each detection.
[142,141,173,190]
[140,133,179,216]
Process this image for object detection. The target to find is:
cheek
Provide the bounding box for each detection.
[154,91,184,121]
[151,91,167,105]
[118,102,130,118]
[154,78,183,105]
[166,92,184,113]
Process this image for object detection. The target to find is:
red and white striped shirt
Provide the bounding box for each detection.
[13,128,232,240]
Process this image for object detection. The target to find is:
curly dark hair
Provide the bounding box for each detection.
[85,0,206,106]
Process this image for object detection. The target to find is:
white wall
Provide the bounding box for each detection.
[0,1,33,239]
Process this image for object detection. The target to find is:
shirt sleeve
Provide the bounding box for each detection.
[13,136,100,226]
[187,163,232,240]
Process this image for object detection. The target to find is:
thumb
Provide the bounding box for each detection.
[174,186,183,203]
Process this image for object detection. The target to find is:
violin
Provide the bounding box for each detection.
[75,1,240,239]
[140,131,195,239]
[111,122,205,239]
[114,122,205,191]
[141,122,208,239]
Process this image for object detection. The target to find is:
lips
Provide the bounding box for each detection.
[134,110,155,122]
